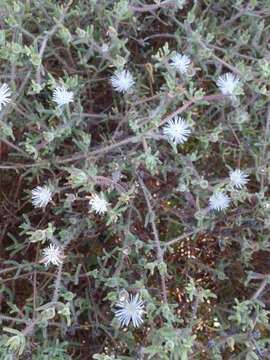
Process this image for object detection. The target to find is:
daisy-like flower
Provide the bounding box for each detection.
[216,72,240,99]
[89,193,109,215]
[115,293,145,328]
[229,169,249,189]
[52,86,74,107]
[170,52,191,74]
[111,70,135,93]
[163,116,191,145]
[209,192,230,212]
[31,185,52,208]
[41,244,64,267]
[0,83,11,110]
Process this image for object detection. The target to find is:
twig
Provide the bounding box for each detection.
[251,277,270,300]
[0,314,29,324]
[260,102,270,190]
[56,94,226,164]
[0,263,35,275]
[130,0,176,13]
[138,174,168,304]
[163,228,204,249]
[36,0,73,84]
[0,137,30,158]
[52,262,63,303]
[0,93,225,169]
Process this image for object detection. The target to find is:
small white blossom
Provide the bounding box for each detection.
[0,83,11,110]
[229,169,249,189]
[32,185,52,208]
[163,116,191,145]
[101,43,109,53]
[89,193,109,215]
[170,53,191,74]
[52,86,74,107]
[209,192,230,211]
[115,293,145,328]
[41,244,64,267]
[111,70,135,93]
[216,72,240,99]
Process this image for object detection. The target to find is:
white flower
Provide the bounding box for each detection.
[209,192,230,211]
[111,70,135,93]
[89,193,109,215]
[0,83,11,110]
[216,72,240,98]
[163,116,191,145]
[229,169,249,189]
[101,43,109,53]
[52,86,74,107]
[170,53,191,74]
[115,293,145,328]
[31,185,52,208]
[41,244,64,267]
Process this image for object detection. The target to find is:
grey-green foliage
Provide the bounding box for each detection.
[0,0,270,359]
[32,341,71,360]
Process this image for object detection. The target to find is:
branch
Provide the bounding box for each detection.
[130,0,176,13]
[36,0,73,84]
[0,93,225,169]
[251,276,270,300]
[260,101,270,190]
[138,174,168,304]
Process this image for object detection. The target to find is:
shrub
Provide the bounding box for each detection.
[1,1,270,359]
